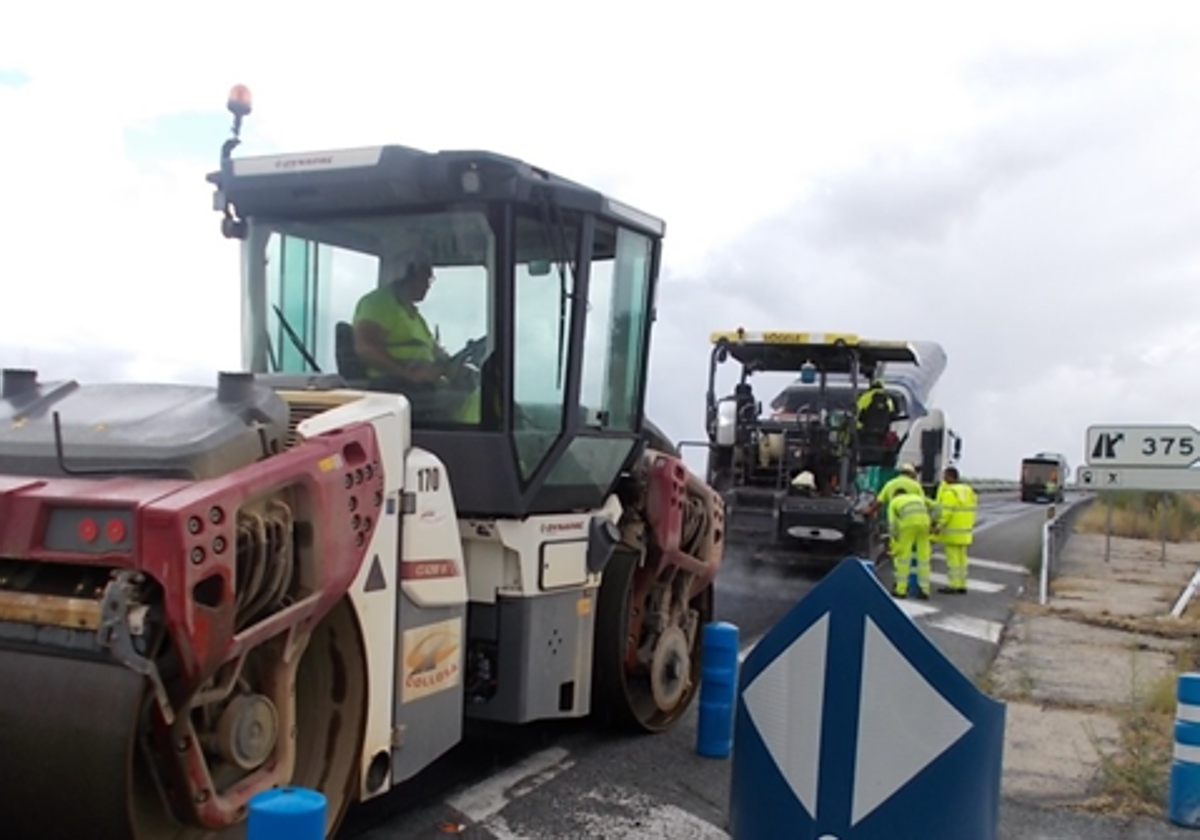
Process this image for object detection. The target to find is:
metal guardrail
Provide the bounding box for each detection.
[965,479,1019,494]
[962,478,1089,495]
[1038,495,1098,605]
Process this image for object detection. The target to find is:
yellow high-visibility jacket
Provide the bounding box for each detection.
[934,481,978,545]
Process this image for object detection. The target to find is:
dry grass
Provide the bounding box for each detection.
[1084,640,1200,815]
[1075,491,1200,543]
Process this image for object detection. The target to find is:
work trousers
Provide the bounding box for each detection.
[891,523,932,595]
[943,542,969,589]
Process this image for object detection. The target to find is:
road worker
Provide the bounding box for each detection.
[888,485,933,600]
[868,462,925,516]
[932,465,978,594]
[856,378,898,434]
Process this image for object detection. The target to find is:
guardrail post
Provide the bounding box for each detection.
[1104,496,1113,562]
[1161,497,1170,566]
[248,787,326,840]
[696,621,740,759]
[1170,673,1200,827]
[1038,505,1056,606]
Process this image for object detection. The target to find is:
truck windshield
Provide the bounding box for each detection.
[769,386,909,418]
[241,208,496,428]
[1023,461,1059,481]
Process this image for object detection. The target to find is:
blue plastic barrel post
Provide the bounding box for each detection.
[1170,673,1200,827]
[696,621,740,759]
[248,787,327,840]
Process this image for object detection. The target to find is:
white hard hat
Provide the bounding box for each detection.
[900,463,917,476]
[792,470,816,489]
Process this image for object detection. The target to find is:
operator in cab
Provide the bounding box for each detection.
[352,249,479,422]
[856,378,898,432]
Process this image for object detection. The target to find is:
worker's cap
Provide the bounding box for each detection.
[390,247,434,283]
[899,462,917,476]
[870,378,884,389]
[792,470,816,489]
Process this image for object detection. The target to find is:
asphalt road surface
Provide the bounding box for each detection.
[337,493,1049,839]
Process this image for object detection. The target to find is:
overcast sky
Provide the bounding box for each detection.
[3,2,1199,480]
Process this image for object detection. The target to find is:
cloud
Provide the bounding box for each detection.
[0,341,220,387]
[0,67,29,89]
[4,2,1200,483]
[645,31,1200,478]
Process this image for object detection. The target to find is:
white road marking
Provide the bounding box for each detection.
[932,554,1028,575]
[578,787,732,838]
[928,571,1005,593]
[895,599,940,619]
[485,786,733,839]
[926,614,1005,644]
[446,746,574,823]
[966,557,1029,575]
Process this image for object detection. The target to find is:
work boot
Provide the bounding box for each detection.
[938,584,968,595]
[915,589,930,601]
[891,586,907,599]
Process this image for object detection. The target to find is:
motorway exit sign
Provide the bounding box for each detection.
[1086,424,1200,468]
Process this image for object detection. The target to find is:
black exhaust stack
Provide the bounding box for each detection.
[1,369,38,400]
[217,371,255,405]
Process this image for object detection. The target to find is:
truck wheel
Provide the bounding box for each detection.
[591,547,713,733]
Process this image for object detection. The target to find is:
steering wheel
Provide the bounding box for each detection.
[434,336,485,396]
[448,335,489,369]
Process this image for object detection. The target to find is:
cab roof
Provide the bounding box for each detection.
[207,144,666,237]
[709,329,919,373]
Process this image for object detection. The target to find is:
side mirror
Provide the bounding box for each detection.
[953,438,963,460]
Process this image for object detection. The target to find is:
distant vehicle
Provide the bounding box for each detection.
[1021,452,1069,502]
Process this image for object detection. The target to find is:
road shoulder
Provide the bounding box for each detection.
[989,527,1200,830]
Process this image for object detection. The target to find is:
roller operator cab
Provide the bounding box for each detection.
[0,86,725,840]
[703,330,948,561]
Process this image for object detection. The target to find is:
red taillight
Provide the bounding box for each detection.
[78,517,99,543]
[105,518,127,543]
[45,507,134,554]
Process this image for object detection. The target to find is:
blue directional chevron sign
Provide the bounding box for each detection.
[728,558,1006,839]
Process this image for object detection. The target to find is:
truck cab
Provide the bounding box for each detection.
[1021,452,1069,502]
